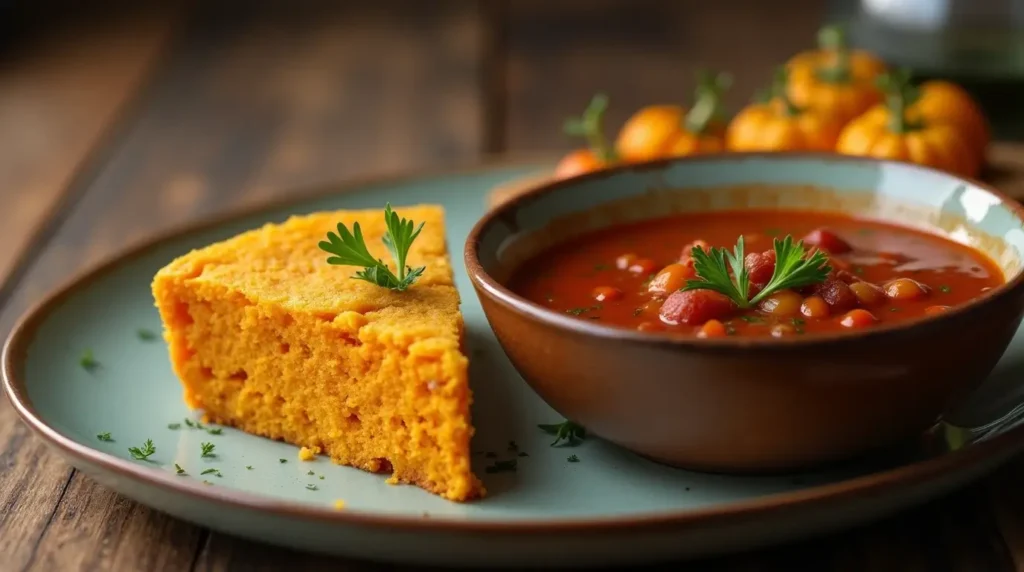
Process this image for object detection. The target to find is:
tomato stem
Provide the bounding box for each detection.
[684,70,732,135]
[814,24,852,84]
[770,67,802,117]
[878,69,922,134]
[563,93,617,162]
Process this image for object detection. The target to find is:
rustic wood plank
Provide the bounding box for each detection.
[0,8,177,286]
[503,0,824,153]
[985,456,1024,570]
[986,142,1024,200]
[22,472,202,572]
[0,9,180,572]
[0,2,487,571]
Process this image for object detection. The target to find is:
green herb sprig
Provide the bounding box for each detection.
[319,204,425,292]
[683,235,831,309]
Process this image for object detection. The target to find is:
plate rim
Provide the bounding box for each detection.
[4,155,1024,535]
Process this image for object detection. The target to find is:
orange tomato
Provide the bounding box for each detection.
[553,93,618,180]
[786,25,886,125]
[836,70,978,178]
[615,71,731,162]
[615,105,686,163]
[726,68,844,152]
[917,81,989,155]
[857,79,989,164]
[554,149,604,179]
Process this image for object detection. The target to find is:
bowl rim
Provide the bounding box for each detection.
[464,151,1024,351]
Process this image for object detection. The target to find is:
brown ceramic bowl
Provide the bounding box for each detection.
[464,153,1024,473]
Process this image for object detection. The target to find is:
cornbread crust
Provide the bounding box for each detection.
[152,206,483,501]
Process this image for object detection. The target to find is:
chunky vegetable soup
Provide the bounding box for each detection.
[508,210,1004,338]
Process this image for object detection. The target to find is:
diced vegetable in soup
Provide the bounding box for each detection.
[507,210,1004,338]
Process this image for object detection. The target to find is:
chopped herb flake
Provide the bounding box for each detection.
[940,285,951,293]
[96,432,113,442]
[167,423,181,430]
[200,468,221,477]
[538,420,586,447]
[306,484,318,491]
[184,419,196,428]
[200,442,215,457]
[567,454,580,463]
[485,459,517,474]
[206,427,223,436]
[246,465,253,470]
[307,470,315,476]
[80,350,99,371]
[136,329,157,341]
[128,439,156,461]
[279,458,287,464]
[566,307,587,316]
[175,464,186,475]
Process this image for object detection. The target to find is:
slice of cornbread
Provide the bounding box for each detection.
[152,205,483,502]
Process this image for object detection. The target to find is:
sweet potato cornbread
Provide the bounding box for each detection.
[152,206,483,501]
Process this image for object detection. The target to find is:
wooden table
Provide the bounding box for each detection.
[4,2,1024,570]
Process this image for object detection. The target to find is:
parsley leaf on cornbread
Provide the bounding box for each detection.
[151,206,483,502]
[318,203,425,292]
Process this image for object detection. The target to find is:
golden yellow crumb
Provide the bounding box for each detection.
[298,446,319,461]
[152,206,484,502]
[334,499,346,510]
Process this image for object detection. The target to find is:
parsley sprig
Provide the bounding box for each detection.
[683,235,831,308]
[319,204,426,292]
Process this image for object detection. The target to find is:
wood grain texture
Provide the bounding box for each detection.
[0,9,177,286]
[0,8,180,571]
[503,0,823,153]
[0,2,487,571]
[3,1,1024,570]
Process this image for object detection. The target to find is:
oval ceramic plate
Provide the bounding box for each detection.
[6,160,1024,568]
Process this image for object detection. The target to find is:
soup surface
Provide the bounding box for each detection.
[507,210,1005,338]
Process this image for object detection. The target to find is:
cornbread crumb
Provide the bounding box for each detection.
[298,446,320,461]
[334,499,346,510]
[152,206,484,502]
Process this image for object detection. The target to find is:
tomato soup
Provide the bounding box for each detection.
[507,210,1004,338]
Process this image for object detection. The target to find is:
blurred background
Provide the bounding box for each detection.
[3,1,1024,566]
[2,0,1024,294]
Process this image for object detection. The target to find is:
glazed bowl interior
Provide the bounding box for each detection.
[473,154,1024,336]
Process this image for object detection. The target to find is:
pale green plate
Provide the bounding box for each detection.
[6,161,1024,568]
